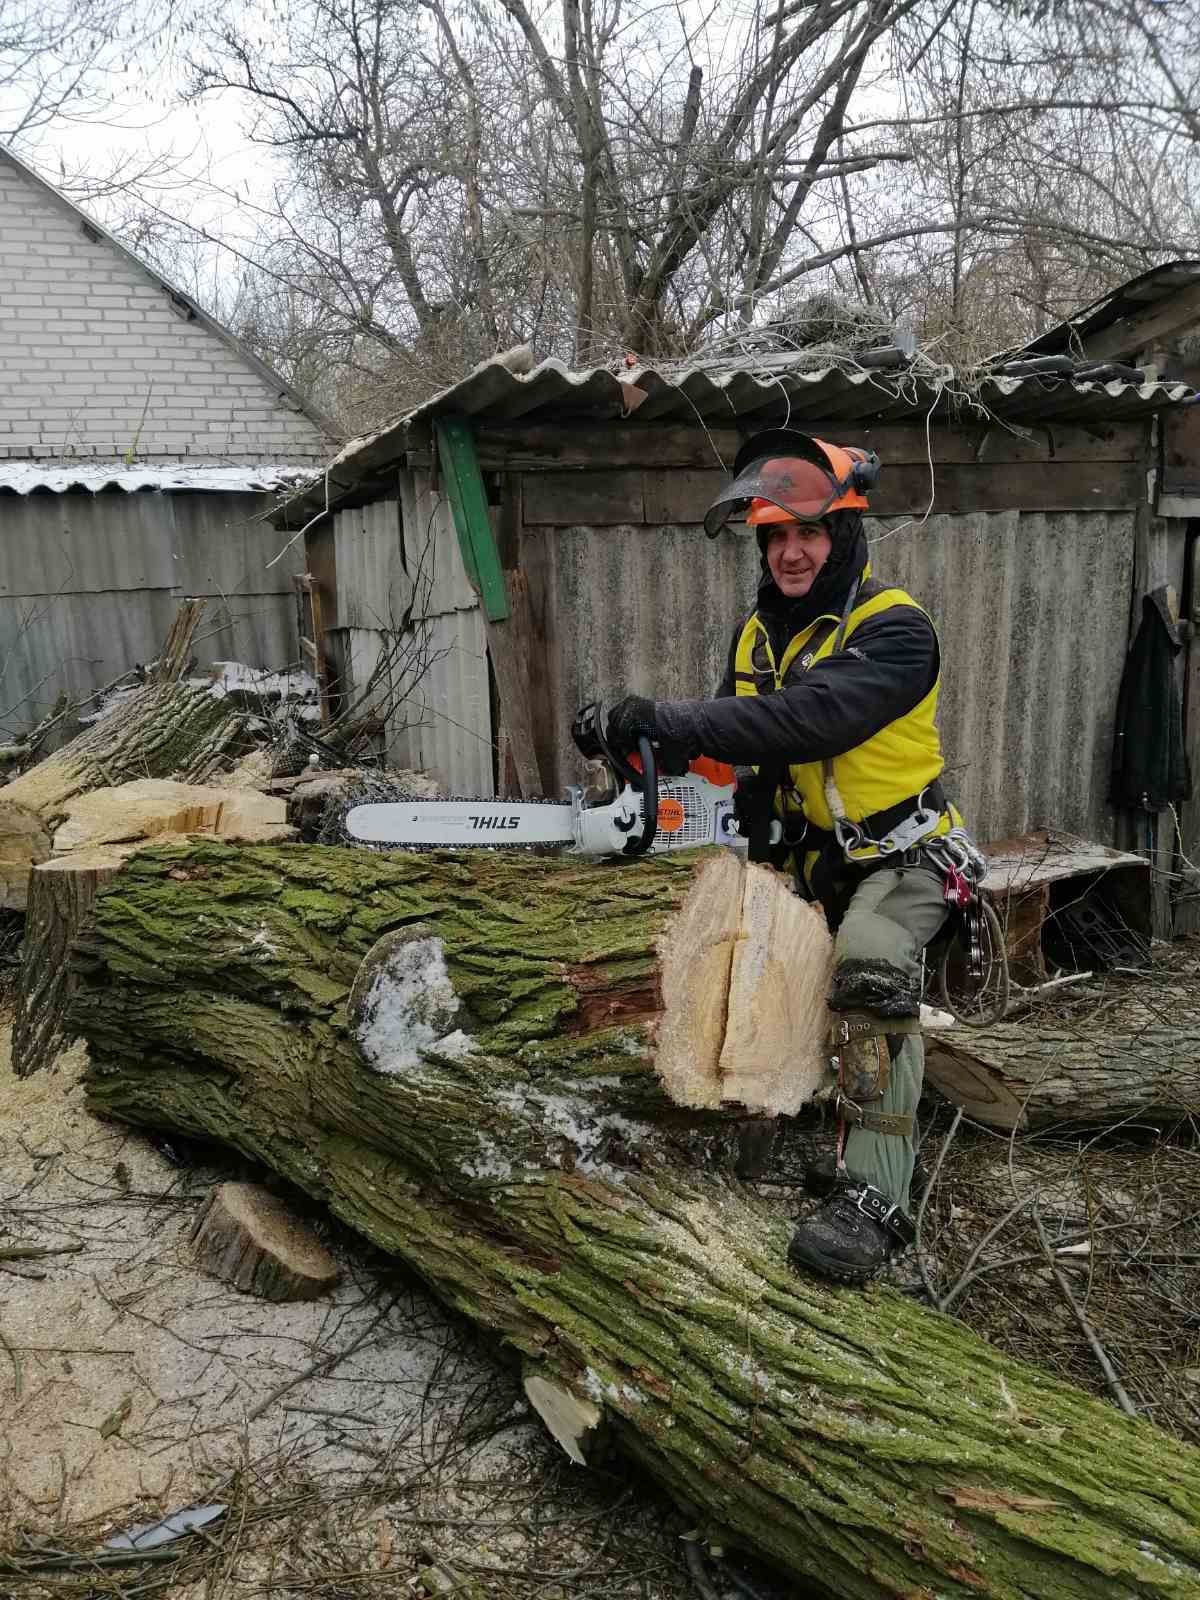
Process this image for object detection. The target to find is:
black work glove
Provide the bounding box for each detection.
[607,695,698,775]
[606,695,659,753]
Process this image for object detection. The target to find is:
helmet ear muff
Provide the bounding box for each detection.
[846,448,881,494]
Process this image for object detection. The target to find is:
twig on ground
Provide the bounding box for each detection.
[244,1293,397,1422]
[914,1107,962,1303]
[682,1537,723,1600]
[1032,1206,1140,1419]
[0,1320,22,1398]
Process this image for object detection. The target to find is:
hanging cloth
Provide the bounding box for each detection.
[1109,586,1192,811]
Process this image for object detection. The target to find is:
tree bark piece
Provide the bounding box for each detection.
[925,975,1200,1129]
[11,846,138,1078]
[189,1182,341,1301]
[73,842,1200,1600]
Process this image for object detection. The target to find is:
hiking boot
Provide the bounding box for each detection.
[787,1184,915,1285]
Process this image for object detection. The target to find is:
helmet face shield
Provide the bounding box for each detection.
[703,455,841,537]
[702,430,879,538]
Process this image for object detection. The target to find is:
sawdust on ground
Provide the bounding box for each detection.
[0,1028,522,1537]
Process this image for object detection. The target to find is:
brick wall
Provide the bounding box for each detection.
[0,156,332,463]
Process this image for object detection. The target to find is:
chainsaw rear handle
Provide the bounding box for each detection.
[571,703,657,855]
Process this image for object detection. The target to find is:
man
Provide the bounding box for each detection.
[606,429,980,1285]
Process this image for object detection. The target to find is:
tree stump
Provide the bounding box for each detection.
[72,841,1200,1600]
[189,1182,341,1301]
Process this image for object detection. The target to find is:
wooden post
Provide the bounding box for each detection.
[436,424,542,797]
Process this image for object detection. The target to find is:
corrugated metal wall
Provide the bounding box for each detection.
[0,490,296,727]
[537,508,1145,846]
[328,480,493,796]
[876,510,1137,842]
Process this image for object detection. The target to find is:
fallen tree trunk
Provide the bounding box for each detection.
[74,843,1200,1599]
[926,983,1200,1130]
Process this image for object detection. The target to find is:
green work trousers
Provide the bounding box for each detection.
[834,865,948,1212]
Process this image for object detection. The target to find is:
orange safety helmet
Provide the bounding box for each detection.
[703,429,880,538]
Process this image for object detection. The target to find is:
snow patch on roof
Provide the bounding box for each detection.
[0,462,315,495]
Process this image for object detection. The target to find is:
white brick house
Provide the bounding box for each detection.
[0,146,335,725]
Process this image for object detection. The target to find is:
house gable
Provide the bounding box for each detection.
[0,148,333,463]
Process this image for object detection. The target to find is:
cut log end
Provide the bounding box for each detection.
[189,1182,341,1302]
[654,856,833,1115]
[925,1043,1027,1130]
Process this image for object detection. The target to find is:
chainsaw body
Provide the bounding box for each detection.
[344,701,752,858]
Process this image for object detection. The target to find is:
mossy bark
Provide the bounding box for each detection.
[75,842,1200,1600]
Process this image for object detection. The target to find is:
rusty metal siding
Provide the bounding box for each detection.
[536,508,1141,845]
[0,490,297,726]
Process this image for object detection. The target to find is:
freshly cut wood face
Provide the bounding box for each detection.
[0,798,52,910]
[52,779,292,853]
[654,851,743,1109]
[655,855,833,1115]
[719,864,833,1114]
[189,1182,341,1302]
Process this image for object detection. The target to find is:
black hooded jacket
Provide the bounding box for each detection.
[655,512,939,767]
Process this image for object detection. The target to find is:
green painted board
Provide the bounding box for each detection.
[435,416,510,621]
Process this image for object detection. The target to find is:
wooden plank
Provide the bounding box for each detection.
[1162,407,1200,498]
[513,517,563,795]
[522,470,646,526]
[471,424,741,471]
[303,524,339,630]
[644,469,726,525]
[1174,531,1200,935]
[435,418,510,621]
[868,461,1141,516]
[483,569,543,798]
[412,420,1144,474]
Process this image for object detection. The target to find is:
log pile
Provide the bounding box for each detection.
[0,600,252,911]
[68,840,1200,1600]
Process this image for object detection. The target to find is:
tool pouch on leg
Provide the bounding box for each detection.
[829,1011,919,1139]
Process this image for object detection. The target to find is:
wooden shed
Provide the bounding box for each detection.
[276,277,1200,931]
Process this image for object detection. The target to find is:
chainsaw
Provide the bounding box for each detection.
[345,701,768,857]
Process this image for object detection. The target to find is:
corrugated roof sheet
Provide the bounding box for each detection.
[277,353,1195,525]
[0,461,315,495]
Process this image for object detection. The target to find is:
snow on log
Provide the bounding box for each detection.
[71,842,1200,1599]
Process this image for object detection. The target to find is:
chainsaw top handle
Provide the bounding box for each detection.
[571,702,658,856]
